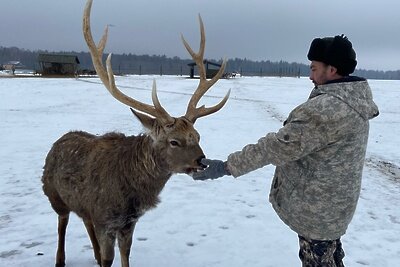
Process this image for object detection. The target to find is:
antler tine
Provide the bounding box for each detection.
[82,0,107,82]
[181,14,230,123]
[83,0,173,122]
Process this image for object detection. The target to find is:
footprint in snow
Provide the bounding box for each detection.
[186,242,196,247]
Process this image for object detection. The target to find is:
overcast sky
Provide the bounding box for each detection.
[1,0,399,71]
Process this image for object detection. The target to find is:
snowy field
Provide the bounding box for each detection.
[0,75,399,266]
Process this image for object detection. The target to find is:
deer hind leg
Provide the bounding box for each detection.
[55,213,69,267]
[83,220,101,265]
[117,222,137,267]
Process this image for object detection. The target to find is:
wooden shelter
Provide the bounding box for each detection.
[38,54,80,76]
[187,60,222,79]
[2,61,24,75]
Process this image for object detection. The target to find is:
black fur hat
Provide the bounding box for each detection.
[307,34,357,76]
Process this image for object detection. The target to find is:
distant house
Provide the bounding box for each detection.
[38,53,80,76]
[187,60,222,79]
[2,61,24,75]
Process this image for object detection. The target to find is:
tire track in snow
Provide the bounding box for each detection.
[365,157,400,182]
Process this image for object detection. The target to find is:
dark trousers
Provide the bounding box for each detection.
[298,235,345,267]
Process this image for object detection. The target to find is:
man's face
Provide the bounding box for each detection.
[309,61,334,86]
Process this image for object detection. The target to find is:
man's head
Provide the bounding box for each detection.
[307,34,357,85]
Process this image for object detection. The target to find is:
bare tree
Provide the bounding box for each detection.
[41,1,229,267]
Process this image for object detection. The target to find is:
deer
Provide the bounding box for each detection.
[41,0,230,266]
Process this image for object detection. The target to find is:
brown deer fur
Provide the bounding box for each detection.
[42,116,206,267]
[41,1,229,266]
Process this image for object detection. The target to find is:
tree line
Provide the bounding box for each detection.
[1,45,399,79]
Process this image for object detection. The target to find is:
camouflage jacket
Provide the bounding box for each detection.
[226,77,379,240]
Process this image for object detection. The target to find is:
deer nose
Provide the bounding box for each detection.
[196,155,206,167]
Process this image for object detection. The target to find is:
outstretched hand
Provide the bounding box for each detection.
[192,158,230,180]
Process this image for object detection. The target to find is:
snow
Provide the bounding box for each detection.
[0,75,399,266]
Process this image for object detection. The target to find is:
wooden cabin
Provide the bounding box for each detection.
[187,59,222,79]
[38,54,80,77]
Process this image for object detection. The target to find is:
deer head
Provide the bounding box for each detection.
[83,0,229,175]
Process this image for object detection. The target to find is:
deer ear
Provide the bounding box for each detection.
[130,108,155,129]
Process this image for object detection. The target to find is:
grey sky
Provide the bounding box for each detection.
[1,0,399,71]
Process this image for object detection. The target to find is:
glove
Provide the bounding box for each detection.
[192,158,230,180]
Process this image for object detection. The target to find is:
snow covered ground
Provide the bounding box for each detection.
[0,75,399,266]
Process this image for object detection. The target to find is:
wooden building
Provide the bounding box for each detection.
[38,54,80,76]
[187,60,222,79]
[1,61,24,75]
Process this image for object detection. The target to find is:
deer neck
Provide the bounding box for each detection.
[126,135,172,181]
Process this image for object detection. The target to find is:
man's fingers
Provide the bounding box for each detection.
[200,158,213,166]
[193,172,207,180]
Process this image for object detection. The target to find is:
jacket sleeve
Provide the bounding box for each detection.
[226,102,332,177]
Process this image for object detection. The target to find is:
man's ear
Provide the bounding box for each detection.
[329,65,338,75]
[130,108,155,129]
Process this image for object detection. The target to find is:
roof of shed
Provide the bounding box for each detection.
[38,53,80,64]
[187,59,221,67]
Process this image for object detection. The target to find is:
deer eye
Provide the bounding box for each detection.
[169,140,180,147]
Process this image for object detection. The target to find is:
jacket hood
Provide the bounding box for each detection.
[310,77,379,120]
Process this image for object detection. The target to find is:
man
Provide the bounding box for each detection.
[193,35,379,267]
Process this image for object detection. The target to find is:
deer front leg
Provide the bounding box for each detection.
[94,227,116,267]
[83,220,101,265]
[55,214,69,267]
[118,222,136,267]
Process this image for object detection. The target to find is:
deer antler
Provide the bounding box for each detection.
[181,15,230,123]
[83,0,173,123]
